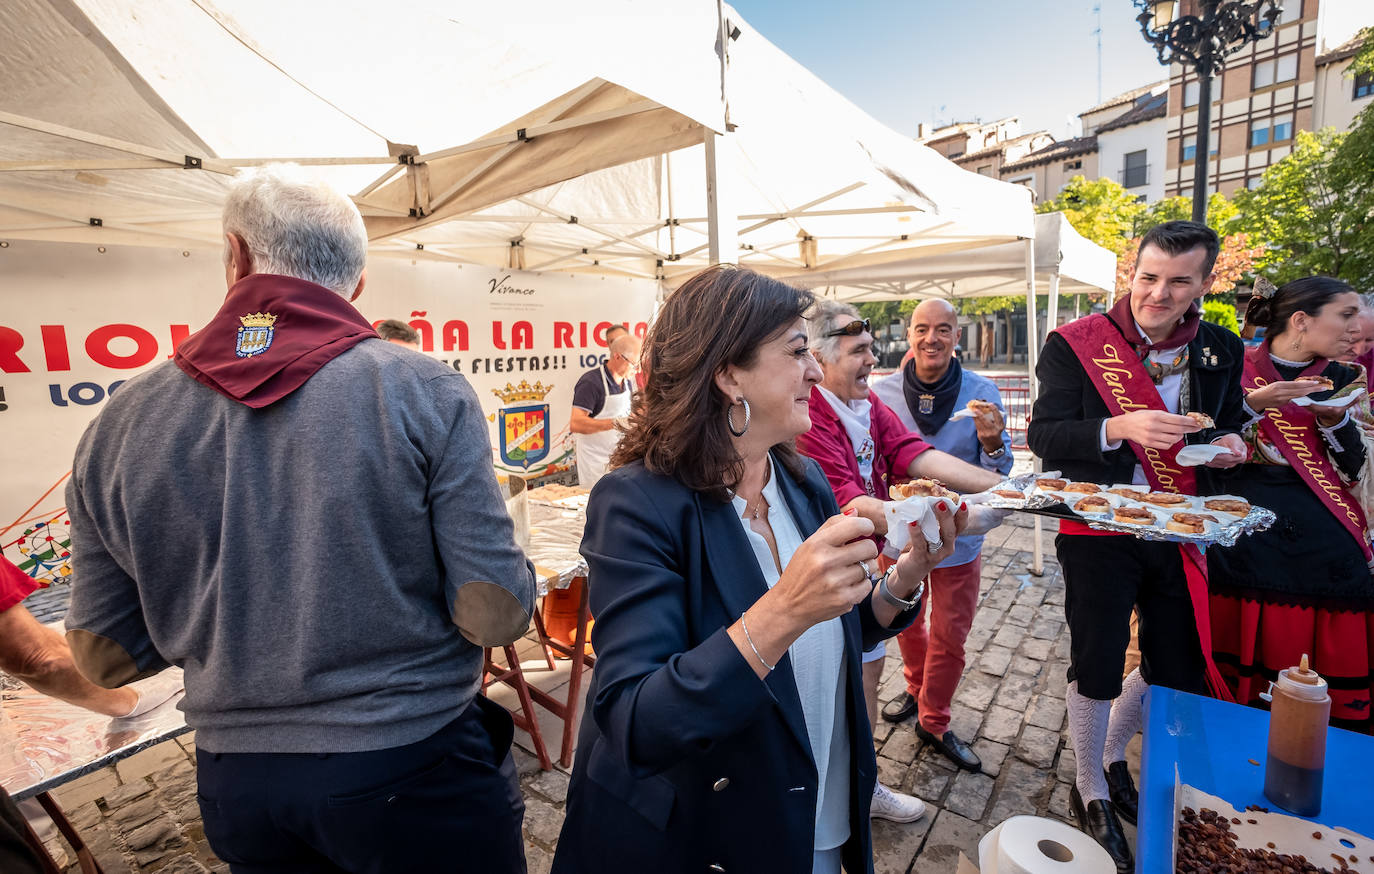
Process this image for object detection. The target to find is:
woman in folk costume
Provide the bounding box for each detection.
[1208,276,1374,730]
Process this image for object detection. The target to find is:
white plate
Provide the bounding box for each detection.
[1176,444,1239,467]
[1292,386,1364,408]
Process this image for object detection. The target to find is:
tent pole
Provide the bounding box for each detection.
[704,132,738,265]
[1025,238,1044,577]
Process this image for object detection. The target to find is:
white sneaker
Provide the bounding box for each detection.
[870,782,927,822]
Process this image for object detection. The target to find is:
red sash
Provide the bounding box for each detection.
[1244,342,1372,562]
[1056,314,1233,701]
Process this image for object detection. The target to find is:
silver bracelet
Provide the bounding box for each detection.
[740,609,776,672]
[878,568,922,611]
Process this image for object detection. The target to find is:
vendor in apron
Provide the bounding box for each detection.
[570,333,641,488]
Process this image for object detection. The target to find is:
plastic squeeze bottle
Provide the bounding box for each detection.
[1261,654,1330,816]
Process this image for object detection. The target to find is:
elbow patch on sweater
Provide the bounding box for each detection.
[65,628,143,688]
[452,580,532,647]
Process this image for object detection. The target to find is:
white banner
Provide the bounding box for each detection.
[0,240,657,584]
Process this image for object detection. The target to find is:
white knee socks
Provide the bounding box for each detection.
[1103,667,1148,767]
[1067,680,1111,803]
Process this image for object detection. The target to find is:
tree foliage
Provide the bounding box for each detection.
[1202,300,1240,335]
[1035,176,1140,257]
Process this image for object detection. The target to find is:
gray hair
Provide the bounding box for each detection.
[1360,293,1374,314]
[806,299,861,363]
[609,333,641,360]
[222,164,368,297]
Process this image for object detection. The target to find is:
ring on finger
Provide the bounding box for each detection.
[926,539,944,554]
[856,560,873,581]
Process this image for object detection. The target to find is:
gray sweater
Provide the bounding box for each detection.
[64,339,536,753]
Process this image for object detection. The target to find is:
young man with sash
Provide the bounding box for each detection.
[1209,276,1374,731]
[1028,221,1248,872]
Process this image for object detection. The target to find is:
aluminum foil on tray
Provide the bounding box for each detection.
[968,471,1275,547]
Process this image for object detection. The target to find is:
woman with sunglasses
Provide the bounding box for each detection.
[552,266,965,874]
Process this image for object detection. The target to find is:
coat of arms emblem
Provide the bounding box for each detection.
[918,393,935,414]
[491,380,553,468]
[236,312,277,358]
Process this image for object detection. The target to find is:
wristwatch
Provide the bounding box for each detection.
[877,567,924,611]
[983,443,1007,459]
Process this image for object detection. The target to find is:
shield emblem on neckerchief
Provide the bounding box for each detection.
[918,393,934,414]
[235,312,277,358]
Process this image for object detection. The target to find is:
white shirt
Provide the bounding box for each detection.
[731,458,851,851]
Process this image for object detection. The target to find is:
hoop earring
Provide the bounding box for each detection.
[727,397,751,437]
[1291,328,1303,354]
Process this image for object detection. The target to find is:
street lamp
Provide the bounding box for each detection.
[1133,0,1282,222]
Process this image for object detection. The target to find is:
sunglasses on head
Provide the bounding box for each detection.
[823,318,871,339]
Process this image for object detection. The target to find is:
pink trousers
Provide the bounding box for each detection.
[895,556,981,736]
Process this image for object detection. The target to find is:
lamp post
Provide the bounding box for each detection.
[1133,0,1282,222]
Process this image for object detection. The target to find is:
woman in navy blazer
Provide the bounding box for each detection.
[552,267,965,874]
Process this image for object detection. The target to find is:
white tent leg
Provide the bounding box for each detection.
[704,132,738,265]
[1025,239,1044,577]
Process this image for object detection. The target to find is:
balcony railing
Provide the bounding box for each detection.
[1119,164,1150,189]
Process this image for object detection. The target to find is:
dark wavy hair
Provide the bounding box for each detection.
[1245,276,1357,334]
[611,266,815,502]
[1137,220,1220,275]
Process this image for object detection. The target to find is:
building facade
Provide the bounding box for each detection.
[1163,0,1367,197]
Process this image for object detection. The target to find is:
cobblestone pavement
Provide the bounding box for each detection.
[29,512,1143,873]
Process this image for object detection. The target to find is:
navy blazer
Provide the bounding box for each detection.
[551,453,920,874]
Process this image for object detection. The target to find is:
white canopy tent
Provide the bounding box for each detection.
[0,1,1034,282]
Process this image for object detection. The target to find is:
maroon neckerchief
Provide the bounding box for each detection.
[174,274,378,409]
[1105,292,1202,353]
[1244,339,1372,561]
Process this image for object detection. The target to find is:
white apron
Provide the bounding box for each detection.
[574,365,632,488]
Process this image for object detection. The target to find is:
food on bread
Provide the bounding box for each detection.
[1167,512,1219,534]
[1035,478,1067,491]
[1203,498,1251,516]
[1141,491,1189,506]
[1064,482,1101,494]
[1114,506,1156,525]
[1107,487,1148,500]
[1185,411,1215,428]
[1074,495,1112,513]
[1296,375,1335,391]
[992,489,1026,499]
[889,478,959,502]
[967,399,998,416]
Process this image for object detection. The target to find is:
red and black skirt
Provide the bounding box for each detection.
[1206,466,1374,731]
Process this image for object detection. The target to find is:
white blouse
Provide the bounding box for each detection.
[731,458,851,852]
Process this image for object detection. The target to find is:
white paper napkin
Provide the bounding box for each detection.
[1292,386,1364,408]
[1176,444,1238,467]
[882,495,959,556]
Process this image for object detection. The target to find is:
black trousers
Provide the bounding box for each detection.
[1057,533,1208,701]
[196,695,526,874]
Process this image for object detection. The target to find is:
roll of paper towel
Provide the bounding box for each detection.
[977,816,1115,873]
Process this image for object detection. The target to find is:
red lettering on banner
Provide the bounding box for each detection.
[492,321,507,350]
[512,321,533,350]
[407,312,434,352]
[442,320,468,352]
[593,321,614,348]
[41,325,71,371]
[553,322,573,348]
[635,322,648,338]
[168,325,191,356]
[0,326,31,373]
[86,324,158,369]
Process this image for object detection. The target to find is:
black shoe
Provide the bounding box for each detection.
[1105,760,1139,826]
[1069,785,1133,874]
[881,693,918,724]
[914,724,982,772]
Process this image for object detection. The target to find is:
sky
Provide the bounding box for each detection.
[730,0,1172,140]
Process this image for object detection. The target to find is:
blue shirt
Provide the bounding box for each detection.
[869,368,1014,568]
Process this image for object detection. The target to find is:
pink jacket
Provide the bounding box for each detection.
[796,387,931,509]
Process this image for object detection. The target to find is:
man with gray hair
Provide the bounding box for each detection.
[64,164,535,872]
[796,298,1008,824]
